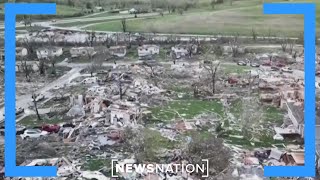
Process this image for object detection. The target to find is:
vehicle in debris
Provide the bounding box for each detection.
[16,126,26,135]
[262,61,272,66]
[275,63,286,68]
[3,107,24,116]
[250,63,260,67]
[31,93,45,102]
[281,67,293,73]
[82,77,98,84]
[41,124,60,133]
[20,129,49,139]
[203,60,212,64]
[228,77,238,84]
[16,107,24,115]
[271,66,280,71]
[237,61,247,66]
[62,123,76,128]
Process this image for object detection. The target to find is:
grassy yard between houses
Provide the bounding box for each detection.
[19,115,66,127]
[150,99,224,121]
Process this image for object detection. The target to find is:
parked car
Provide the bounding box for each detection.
[262,61,272,66]
[271,66,280,71]
[16,126,26,135]
[281,67,293,73]
[31,93,45,102]
[228,77,238,84]
[250,63,260,67]
[276,63,286,68]
[237,61,247,66]
[203,60,213,64]
[62,123,76,128]
[82,77,98,84]
[3,107,24,117]
[16,107,24,115]
[41,124,60,133]
[20,129,48,139]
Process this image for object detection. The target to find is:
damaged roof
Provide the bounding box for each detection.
[287,102,304,124]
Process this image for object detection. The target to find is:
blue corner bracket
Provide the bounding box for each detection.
[263,3,316,178]
[5,3,57,177]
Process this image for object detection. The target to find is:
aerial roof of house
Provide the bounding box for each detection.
[287,102,304,124]
[37,47,62,51]
[138,44,159,49]
[109,46,126,50]
[71,47,94,50]
[287,102,320,125]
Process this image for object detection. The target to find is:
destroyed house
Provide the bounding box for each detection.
[109,105,140,126]
[36,47,63,59]
[0,48,3,62]
[1,47,27,61]
[109,46,126,58]
[280,88,304,108]
[16,47,28,58]
[70,47,96,58]
[171,44,198,59]
[137,44,160,59]
[286,102,320,141]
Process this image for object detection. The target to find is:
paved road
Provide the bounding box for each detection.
[0,67,83,123]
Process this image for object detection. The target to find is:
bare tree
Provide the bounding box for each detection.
[239,97,263,139]
[184,132,230,177]
[230,35,240,57]
[22,37,35,57]
[210,0,216,9]
[281,38,288,52]
[87,52,103,77]
[31,93,41,121]
[36,58,46,75]
[117,74,129,100]
[187,44,195,58]
[86,31,96,47]
[20,59,31,82]
[44,33,58,75]
[267,29,272,42]
[252,28,257,42]
[141,61,160,87]
[203,60,220,94]
[288,39,295,55]
[121,18,127,33]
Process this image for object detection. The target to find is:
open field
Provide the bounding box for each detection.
[84,0,320,37]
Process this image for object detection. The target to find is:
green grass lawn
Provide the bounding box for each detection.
[85,0,320,37]
[150,99,224,121]
[221,64,252,74]
[55,5,83,16]
[18,115,66,127]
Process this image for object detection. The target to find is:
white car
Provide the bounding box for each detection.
[31,93,45,102]
[82,77,98,84]
[2,107,24,116]
[20,129,48,139]
[281,67,293,73]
